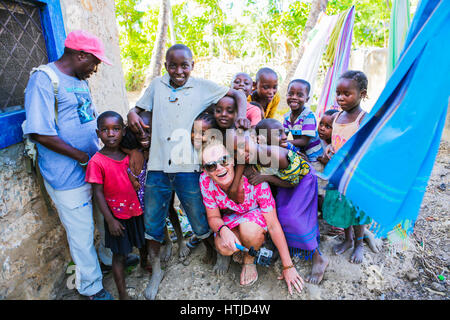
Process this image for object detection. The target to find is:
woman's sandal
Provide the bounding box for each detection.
[240,263,258,287]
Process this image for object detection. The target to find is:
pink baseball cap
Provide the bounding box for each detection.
[64,30,112,65]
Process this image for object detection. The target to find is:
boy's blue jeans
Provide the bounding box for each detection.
[144,171,212,243]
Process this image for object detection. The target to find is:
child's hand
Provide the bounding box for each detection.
[127,111,149,137]
[243,165,257,178]
[127,170,141,191]
[235,117,251,130]
[107,219,125,237]
[325,144,335,159]
[295,150,309,161]
[318,154,330,165]
[132,177,141,191]
[247,171,266,185]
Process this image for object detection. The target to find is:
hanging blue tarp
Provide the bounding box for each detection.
[319,0,450,238]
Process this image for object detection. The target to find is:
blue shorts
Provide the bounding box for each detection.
[143,171,212,243]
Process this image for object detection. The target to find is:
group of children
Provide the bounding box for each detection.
[85,42,379,299]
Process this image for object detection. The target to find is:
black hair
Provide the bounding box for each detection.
[120,126,140,150]
[214,96,237,113]
[97,111,124,129]
[324,109,339,116]
[232,72,252,82]
[166,44,193,60]
[339,70,368,92]
[255,118,282,135]
[255,67,277,82]
[203,104,216,116]
[195,109,217,129]
[120,111,152,150]
[288,79,311,95]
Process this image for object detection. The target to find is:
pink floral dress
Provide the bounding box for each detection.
[199,172,276,231]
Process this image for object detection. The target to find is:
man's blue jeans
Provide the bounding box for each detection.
[144,171,212,243]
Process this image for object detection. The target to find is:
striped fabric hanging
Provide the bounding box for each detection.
[319,0,450,238]
[316,6,355,120]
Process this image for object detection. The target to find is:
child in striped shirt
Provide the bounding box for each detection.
[283,79,323,173]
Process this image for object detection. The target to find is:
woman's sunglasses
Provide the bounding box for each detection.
[203,155,232,172]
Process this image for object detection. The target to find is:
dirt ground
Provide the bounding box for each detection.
[56,141,449,300]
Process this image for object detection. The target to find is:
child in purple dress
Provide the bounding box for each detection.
[246,118,328,284]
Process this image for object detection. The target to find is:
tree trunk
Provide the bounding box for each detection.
[278,0,329,109]
[145,0,170,87]
[168,0,176,45]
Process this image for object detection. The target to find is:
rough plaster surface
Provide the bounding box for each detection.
[60,0,129,116]
[0,0,128,299]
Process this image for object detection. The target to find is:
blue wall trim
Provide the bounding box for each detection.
[35,0,66,62]
[0,0,65,149]
[0,110,26,149]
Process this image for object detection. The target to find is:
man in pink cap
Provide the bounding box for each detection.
[24,30,115,300]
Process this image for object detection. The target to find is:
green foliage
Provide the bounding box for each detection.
[327,0,390,47]
[239,0,309,61]
[116,0,158,90]
[115,0,392,90]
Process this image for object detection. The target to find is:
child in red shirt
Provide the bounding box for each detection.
[86,111,146,300]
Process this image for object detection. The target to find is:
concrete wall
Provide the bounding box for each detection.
[349,47,388,113]
[0,0,128,299]
[0,144,69,299]
[60,0,129,116]
[348,47,449,143]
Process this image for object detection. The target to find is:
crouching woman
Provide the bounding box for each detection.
[199,141,303,295]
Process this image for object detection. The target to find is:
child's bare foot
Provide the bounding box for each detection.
[364,229,382,253]
[306,251,328,284]
[328,226,344,236]
[240,263,258,286]
[119,292,131,300]
[178,240,191,261]
[202,237,217,265]
[213,253,230,276]
[333,240,353,255]
[202,247,217,264]
[144,268,164,300]
[160,241,173,263]
[350,243,364,264]
[140,259,152,274]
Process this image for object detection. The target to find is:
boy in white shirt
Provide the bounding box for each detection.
[127,44,250,300]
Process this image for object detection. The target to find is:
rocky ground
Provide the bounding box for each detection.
[56,141,449,300]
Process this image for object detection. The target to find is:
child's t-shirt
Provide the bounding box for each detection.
[135,73,229,173]
[85,153,143,220]
[283,106,323,161]
[246,102,263,127]
[248,91,280,119]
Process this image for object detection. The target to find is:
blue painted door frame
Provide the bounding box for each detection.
[0,0,66,149]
